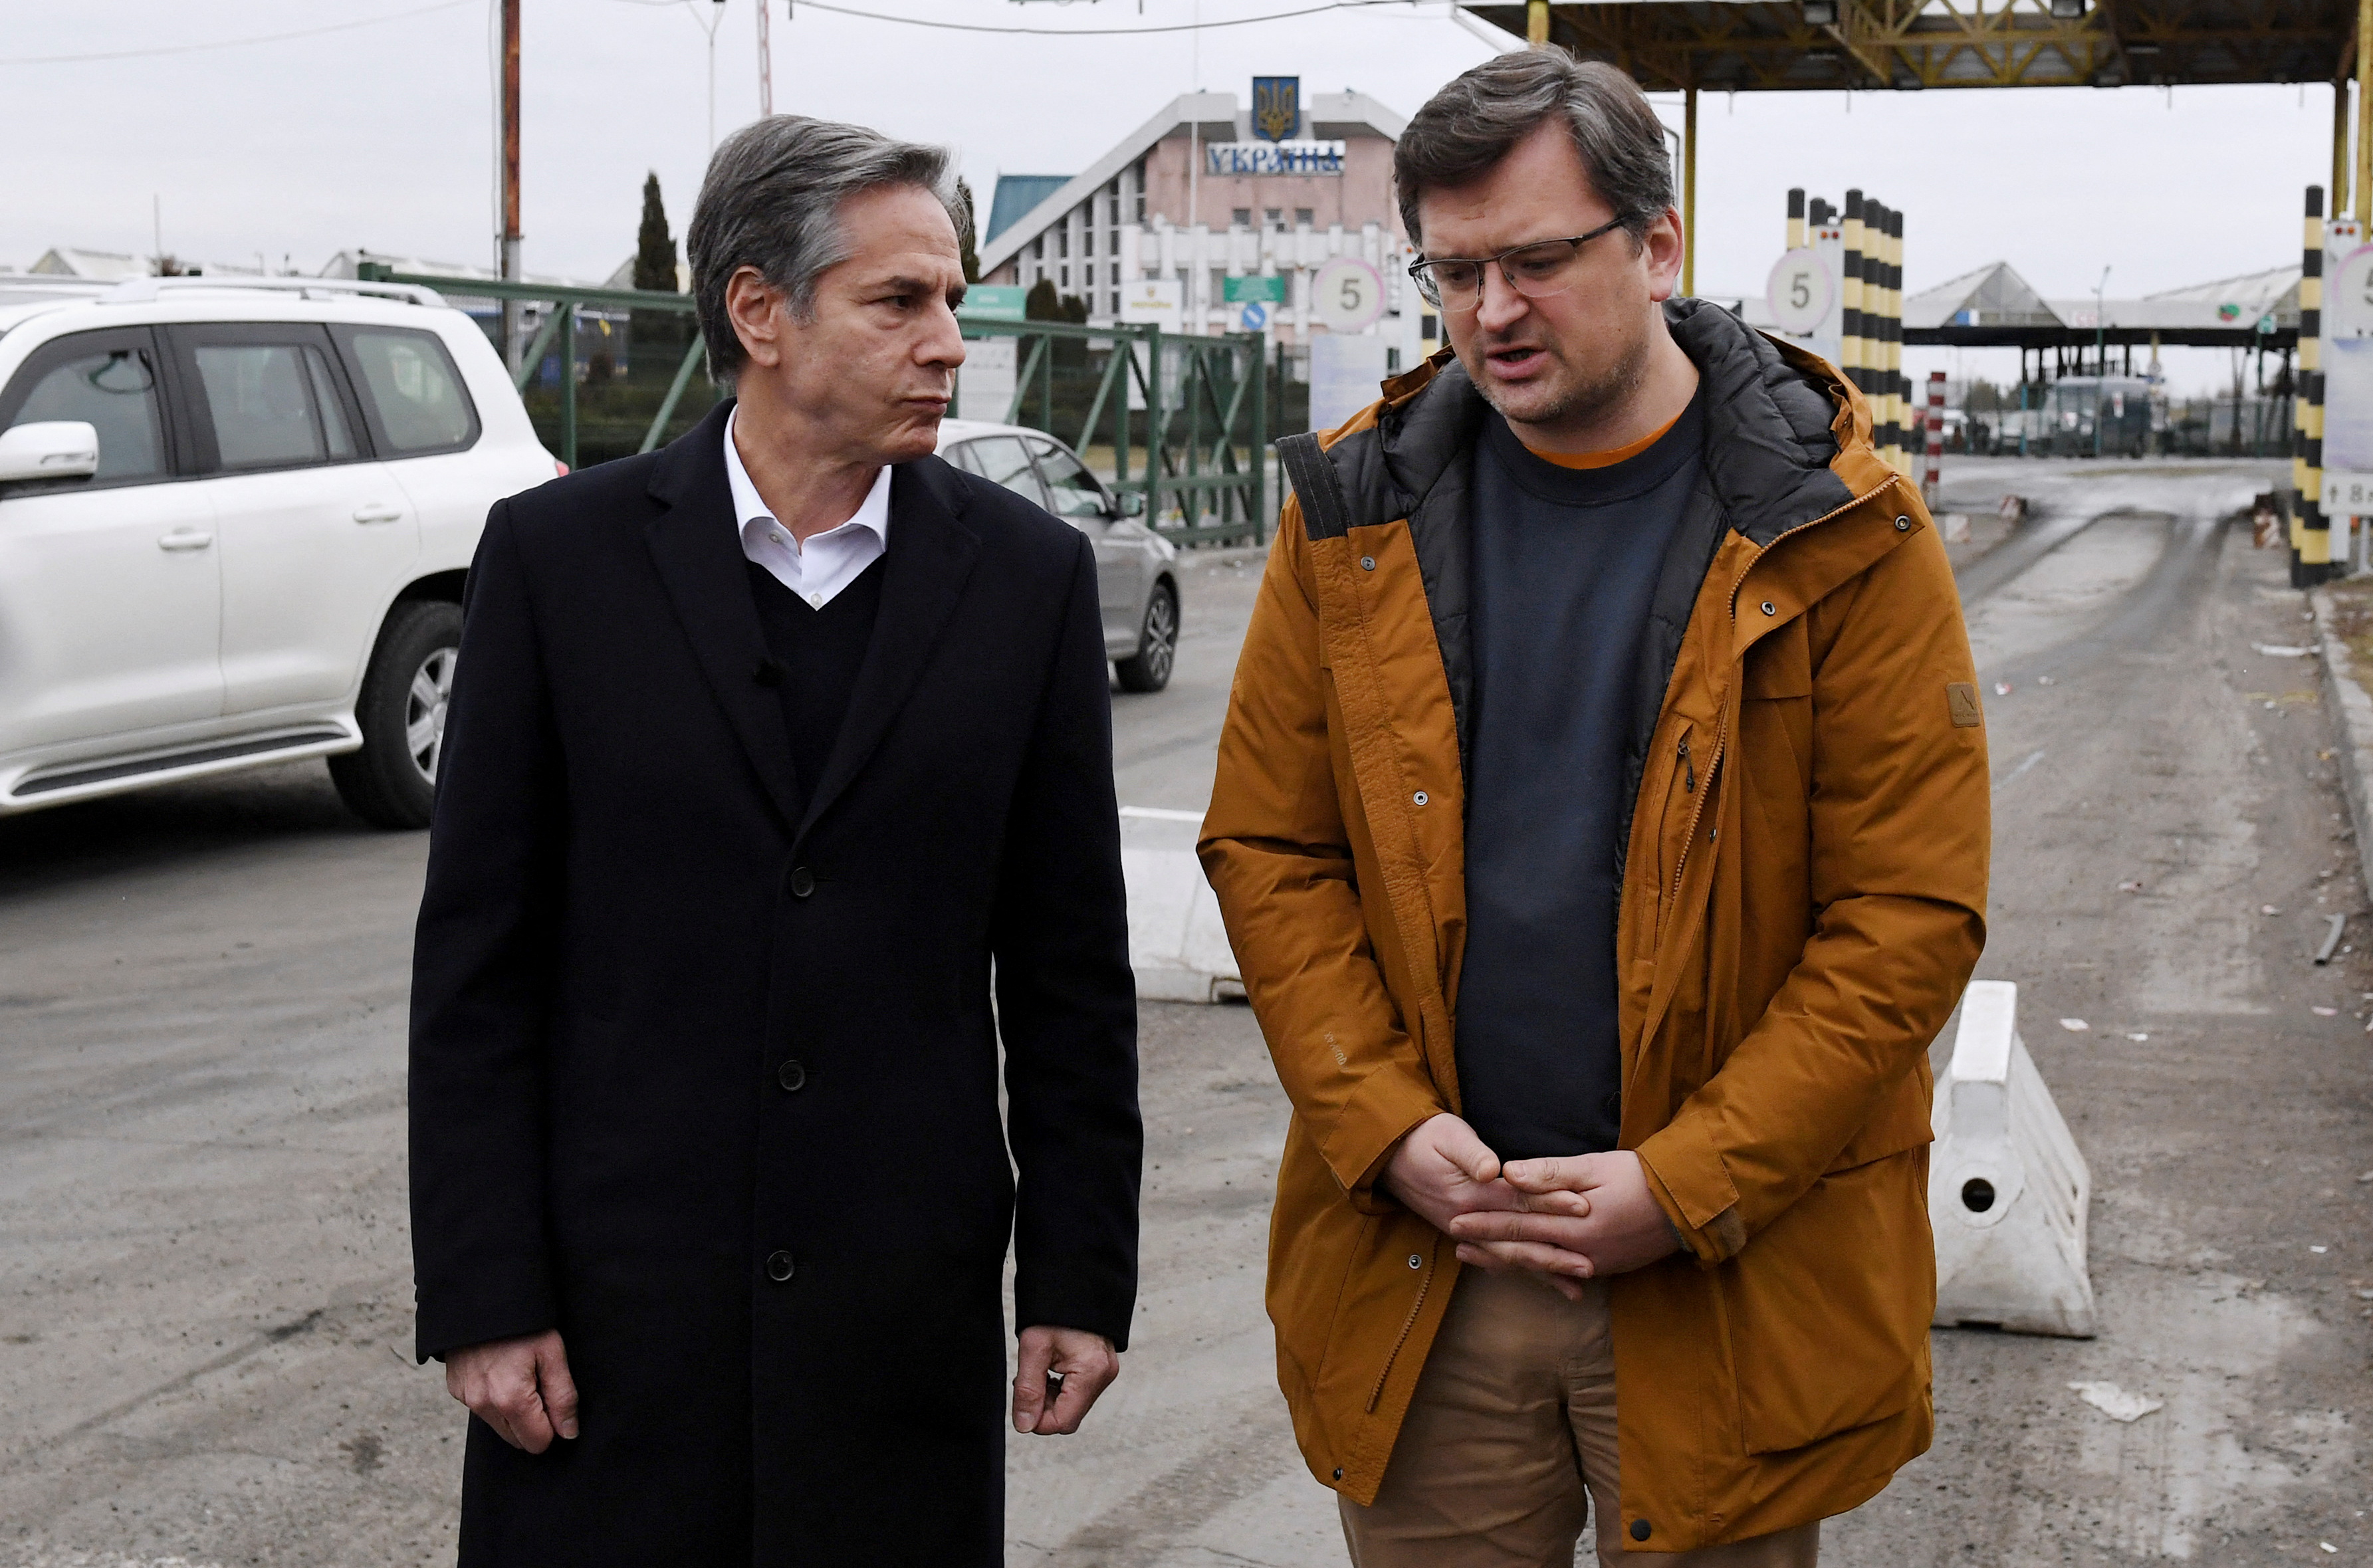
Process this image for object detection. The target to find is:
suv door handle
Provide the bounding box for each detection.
[351,503,405,525]
[158,528,214,552]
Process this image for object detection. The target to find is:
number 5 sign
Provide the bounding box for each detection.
[1764,248,1835,337]
[1313,256,1387,334]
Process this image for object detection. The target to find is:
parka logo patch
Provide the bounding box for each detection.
[1946,682,1983,728]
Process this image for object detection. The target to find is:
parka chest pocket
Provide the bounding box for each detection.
[1740,618,1813,800]
[1741,616,1811,699]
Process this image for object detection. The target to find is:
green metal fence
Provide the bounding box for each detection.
[954,316,1269,548]
[358,265,715,467]
[357,265,1270,549]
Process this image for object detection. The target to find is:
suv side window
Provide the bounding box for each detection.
[334,327,479,456]
[0,328,173,492]
[167,323,369,475]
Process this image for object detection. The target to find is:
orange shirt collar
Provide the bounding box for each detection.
[1520,407,1685,471]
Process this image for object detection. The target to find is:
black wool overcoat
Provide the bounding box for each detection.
[407,399,1141,1567]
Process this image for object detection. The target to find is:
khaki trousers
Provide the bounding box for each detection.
[1339,1268,1820,1568]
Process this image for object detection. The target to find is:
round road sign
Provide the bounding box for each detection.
[1313,256,1387,334]
[2332,245,2373,338]
[1764,248,1835,336]
[1240,300,1270,332]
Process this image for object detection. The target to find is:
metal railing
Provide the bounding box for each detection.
[358,267,1271,548]
[955,315,1269,548]
[358,265,711,468]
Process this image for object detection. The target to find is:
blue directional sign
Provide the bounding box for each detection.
[1240,300,1269,332]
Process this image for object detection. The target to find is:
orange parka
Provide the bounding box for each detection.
[1198,299,1989,1549]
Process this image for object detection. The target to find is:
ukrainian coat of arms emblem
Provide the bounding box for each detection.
[1252,77,1300,143]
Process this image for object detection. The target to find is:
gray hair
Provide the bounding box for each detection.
[1395,50,1674,250]
[687,114,960,382]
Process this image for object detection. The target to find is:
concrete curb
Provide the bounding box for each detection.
[2311,586,2373,862]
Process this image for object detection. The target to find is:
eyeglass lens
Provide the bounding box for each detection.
[1422,239,1588,310]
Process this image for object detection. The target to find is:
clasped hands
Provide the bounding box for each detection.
[1383,1113,1682,1300]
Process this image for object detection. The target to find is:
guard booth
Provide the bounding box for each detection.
[2039,377,2158,459]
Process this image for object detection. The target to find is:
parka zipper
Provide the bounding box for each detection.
[1678,736,1695,793]
[1364,1246,1438,1413]
[1666,715,1727,920]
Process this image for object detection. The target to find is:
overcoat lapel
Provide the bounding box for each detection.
[643,401,806,831]
[799,459,980,836]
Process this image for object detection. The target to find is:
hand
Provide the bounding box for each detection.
[1448,1151,1682,1297]
[1380,1113,1541,1234]
[445,1329,580,1453]
[1012,1325,1120,1436]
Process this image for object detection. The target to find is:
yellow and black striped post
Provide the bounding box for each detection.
[2299,185,2330,585]
[1842,190,1866,431]
[1787,187,1805,253]
[1892,205,1910,476]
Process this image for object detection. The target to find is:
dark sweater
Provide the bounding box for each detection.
[744,556,885,798]
[1456,396,1706,1162]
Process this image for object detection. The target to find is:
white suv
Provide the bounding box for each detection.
[0,276,557,829]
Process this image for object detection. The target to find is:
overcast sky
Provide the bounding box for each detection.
[1,0,2343,393]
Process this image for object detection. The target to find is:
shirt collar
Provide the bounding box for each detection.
[723,405,893,546]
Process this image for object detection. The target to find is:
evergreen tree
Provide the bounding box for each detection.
[955,178,982,285]
[1024,277,1063,320]
[633,172,679,293]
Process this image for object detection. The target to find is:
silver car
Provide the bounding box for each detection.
[935,419,1180,693]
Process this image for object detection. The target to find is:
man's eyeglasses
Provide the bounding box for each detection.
[1406,217,1630,312]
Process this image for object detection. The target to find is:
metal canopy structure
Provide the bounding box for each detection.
[1462,0,2368,298]
[1461,0,2350,92]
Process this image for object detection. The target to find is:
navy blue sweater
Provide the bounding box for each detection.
[1456,395,1706,1162]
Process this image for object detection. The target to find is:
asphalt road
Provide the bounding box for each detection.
[5,460,2370,1567]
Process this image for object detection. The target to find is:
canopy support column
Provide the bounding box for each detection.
[1682,86,1698,298]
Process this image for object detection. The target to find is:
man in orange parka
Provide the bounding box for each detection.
[1199,49,1988,1567]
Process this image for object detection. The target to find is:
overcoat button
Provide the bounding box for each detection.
[1333,1468,1344,1481]
[1407,1254,1423,1268]
[1360,556,1377,571]
[1760,601,1777,616]
[1894,514,1912,530]
[1630,1519,1652,1541]
[778,1058,807,1093]
[789,866,816,898]
[765,1250,795,1282]
[1412,791,1428,806]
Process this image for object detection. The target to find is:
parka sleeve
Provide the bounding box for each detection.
[1636,514,1989,1263]
[1198,501,1446,1212]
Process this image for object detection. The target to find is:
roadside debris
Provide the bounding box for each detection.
[2264,905,2285,915]
[2118,879,2144,893]
[1940,512,1971,543]
[1999,493,2028,524]
[2317,915,2348,964]
[2126,1032,2150,1042]
[2254,643,2318,658]
[2253,491,2283,548]
[2069,1381,2163,1422]
[2059,1018,2090,1031]
[1995,681,2013,697]
[2315,1006,2340,1016]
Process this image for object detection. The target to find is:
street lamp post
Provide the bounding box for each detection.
[2092,265,2111,459]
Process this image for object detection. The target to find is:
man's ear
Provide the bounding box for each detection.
[1641,209,1685,304]
[725,267,786,371]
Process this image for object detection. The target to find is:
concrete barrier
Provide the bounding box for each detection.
[1120,807,1242,1004]
[1929,980,2097,1337]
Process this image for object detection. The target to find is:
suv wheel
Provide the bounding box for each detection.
[330,600,462,830]
[1115,581,1178,693]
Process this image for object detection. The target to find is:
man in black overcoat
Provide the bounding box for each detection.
[407,115,1141,1565]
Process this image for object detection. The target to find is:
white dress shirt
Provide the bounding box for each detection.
[725,408,892,610]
